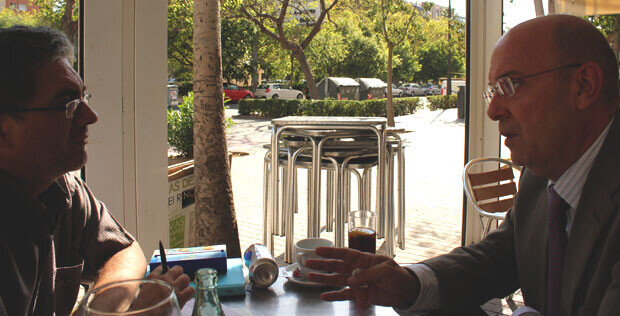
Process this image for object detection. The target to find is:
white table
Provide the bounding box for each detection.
[267,117,389,259]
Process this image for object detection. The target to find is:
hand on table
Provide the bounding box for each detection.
[305,247,420,310]
[147,265,195,308]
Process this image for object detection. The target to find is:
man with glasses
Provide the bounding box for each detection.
[305,14,620,316]
[0,26,193,315]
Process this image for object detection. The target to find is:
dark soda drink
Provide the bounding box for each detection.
[348,227,376,253]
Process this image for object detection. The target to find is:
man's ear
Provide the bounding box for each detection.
[573,62,603,111]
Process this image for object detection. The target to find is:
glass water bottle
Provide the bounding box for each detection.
[191,268,223,316]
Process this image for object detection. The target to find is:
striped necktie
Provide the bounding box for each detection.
[547,185,570,316]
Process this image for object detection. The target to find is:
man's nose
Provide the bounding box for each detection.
[486,95,509,121]
[76,101,99,126]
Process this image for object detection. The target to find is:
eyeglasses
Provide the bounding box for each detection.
[0,93,91,119]
[483,63,581,106]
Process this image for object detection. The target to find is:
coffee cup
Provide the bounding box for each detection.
[294,238,334,278]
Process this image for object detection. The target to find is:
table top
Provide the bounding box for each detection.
[181,267,398,315]
[272,116,387,126]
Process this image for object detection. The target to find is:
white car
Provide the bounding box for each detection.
[398,83,425,96]
[385,84,404,97]
[255,83,305,100]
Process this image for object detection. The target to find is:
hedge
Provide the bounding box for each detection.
[238,97,422,118]
[426,95,458,111]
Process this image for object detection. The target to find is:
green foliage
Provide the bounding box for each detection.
[305,21,348,79]
[167,0,257,83]
[167,92,235,158]
[0,8,41,28]
[31,0,76,29]
[392,41,421,83]
[238,97,421,118]
[167,0,193,82]
[584,15,618,36]
[167,92,195,158]
[414,16,465,82]
[329,13,387,79]
[222,19,258,81]
[426,95,457,111]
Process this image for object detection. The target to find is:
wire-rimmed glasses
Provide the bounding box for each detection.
[0,93,91,119]
[483,63,581,106]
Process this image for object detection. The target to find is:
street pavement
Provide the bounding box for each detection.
[225,105,522,315]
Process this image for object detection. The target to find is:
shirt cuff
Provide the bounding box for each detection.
[512,306,542,316]
[393,263,440,315]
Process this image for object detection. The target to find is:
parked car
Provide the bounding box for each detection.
[398,83,425,96]
[385,84,403,97]
[223,82,253,102]
[422,83,441,95]
[255,83,305,100]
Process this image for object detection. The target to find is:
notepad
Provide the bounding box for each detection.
[216,258,246,297]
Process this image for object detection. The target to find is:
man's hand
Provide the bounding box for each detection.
[147,265,195,308]
[305,247,420,309]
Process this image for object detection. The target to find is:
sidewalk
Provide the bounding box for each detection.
[226,108,521,315]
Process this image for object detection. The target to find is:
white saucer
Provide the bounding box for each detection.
[282,264,329,287]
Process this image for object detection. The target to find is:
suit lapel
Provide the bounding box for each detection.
[563,112,620,314]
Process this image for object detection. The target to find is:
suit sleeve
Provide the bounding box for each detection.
[422,207,520,313]
[593,214,620,316]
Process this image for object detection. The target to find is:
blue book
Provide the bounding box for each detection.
[216,258,246,297]
[149,245,227,277]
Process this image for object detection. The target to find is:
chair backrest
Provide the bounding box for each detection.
[463,158,521,217]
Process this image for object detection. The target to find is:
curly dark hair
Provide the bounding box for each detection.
[0,25,74,111]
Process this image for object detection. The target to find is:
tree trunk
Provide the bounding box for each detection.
[547,0,555,15]
[533,0,545,17]
[386,43,395,127]
[615,15,620,63]
[293,48,319,99]
[61,0,78,43]
[192,0,241,257]
[251,36,259,93]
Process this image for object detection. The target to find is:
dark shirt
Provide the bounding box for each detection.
[0,171,135,315]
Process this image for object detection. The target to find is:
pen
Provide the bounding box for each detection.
[159,240,169,273]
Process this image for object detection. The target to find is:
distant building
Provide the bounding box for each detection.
[3,0,37,12]
[291,0,321,26]
[414,1,464,22]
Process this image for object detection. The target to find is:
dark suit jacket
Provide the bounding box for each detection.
[424,110,620,316]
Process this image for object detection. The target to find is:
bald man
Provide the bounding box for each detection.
[304,15,620,316]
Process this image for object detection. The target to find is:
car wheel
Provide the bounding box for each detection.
[296,93,303,99]
[245,95,251,99]
[272,94,279,99]
[398,92,403,97]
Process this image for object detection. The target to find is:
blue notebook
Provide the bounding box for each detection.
[215,258,246,297]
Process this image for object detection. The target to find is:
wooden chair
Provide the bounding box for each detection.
[463,158,521,238]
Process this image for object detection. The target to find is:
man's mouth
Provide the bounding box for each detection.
[73,135,88,145]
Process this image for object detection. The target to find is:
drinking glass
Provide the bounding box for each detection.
[80,279,181,316]
[348,210,377,253]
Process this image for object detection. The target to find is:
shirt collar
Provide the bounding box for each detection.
[0,170,69,236]
[549,116,615,208]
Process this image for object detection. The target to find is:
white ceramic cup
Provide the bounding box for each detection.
[294,238,334,277]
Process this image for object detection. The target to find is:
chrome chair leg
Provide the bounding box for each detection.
[326,170,334,232]
[362,168,372,211]
[279,164,288,237]
[285,147,307,263]
[396,136,406,250]
[263,151,271,246]
[385,145,395,258]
